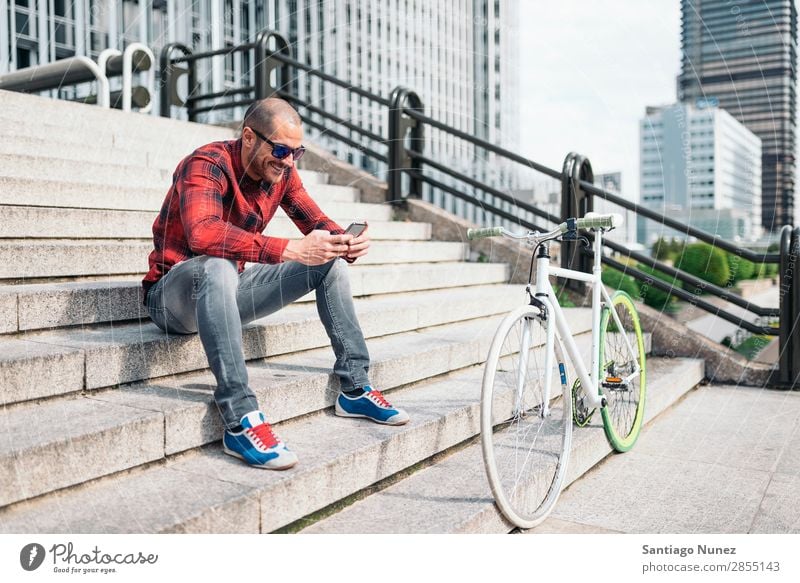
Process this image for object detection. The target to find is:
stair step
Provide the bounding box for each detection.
[0,90,236,149]
[0,234,450,280]
[0,153,175,189]
[0,284,525,405]
[0,310,595,530]
[0,179,391,213]
[0,136,330,181]
[300,357,704,533]
[1,207,417,240]
[0,261,506,332]
[0,134,145,167]
[0,178,359,211]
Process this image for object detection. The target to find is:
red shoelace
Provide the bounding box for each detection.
[246,422,279,450]
[367,389,392,408]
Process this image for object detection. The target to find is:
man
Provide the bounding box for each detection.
[142,98,409,471]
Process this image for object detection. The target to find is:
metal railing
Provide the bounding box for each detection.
[158,30,800,388]
[0,56,110,107]
[0,47,154,111]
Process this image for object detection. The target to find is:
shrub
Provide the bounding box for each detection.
[637,263,680,311]
[601,266,640,297]
[726,252,755,284]
[675,243,730,289]
[768,262,779,277]
[753,262,779,279]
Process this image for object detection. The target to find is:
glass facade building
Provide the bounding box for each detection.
[678,0,797,232]
[639,102,762,245]
[1,1,521,222]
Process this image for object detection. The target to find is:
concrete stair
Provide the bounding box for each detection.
[300,357,704,533]
[0,90,705,534]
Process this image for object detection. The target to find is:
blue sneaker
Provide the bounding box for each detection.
[335,386,410,425]
[223,411,298,470]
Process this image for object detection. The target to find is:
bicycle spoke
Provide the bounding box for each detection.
[481,307,571,527]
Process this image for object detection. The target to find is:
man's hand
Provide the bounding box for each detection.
[345,224,371,259]
[282,230,354,265]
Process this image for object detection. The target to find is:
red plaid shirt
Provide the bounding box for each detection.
[142,138,346,303]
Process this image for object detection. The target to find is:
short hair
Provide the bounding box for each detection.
[242,98,301,136]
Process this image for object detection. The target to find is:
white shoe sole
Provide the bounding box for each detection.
[334,403,410,426]
[223,446,298,470]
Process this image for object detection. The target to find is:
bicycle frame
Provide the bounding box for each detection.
[530,229,642,411]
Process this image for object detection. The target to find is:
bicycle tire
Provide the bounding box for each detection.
[599,290,647,452]
[480,304,573,529]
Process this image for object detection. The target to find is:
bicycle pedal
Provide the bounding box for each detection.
[602,379,628,391]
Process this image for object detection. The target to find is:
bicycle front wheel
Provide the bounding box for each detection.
[599,290,647,452]
[480,304,572,529]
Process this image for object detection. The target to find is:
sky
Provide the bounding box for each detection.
[517,0,682,200]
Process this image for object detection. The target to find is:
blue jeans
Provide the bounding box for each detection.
[145,256,370,429]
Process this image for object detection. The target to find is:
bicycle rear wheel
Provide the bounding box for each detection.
[480,304,572,529]
[599,290,647,452]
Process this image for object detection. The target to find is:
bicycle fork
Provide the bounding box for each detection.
[515,311,567,419]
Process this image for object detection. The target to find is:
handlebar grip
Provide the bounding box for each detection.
[575,212,623,231]
[467,227,504,240]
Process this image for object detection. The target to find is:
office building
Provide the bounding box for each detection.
[639,102,762,245]
[678,0,797,231]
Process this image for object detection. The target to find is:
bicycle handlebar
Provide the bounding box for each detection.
[571,212,623,232]
[466,213,623,241]
[466,227,504,240]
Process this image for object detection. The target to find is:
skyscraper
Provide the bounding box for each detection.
[678,0,797,232]
[639,102,762,245]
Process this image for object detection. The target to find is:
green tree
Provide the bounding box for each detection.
[675,243,730,289]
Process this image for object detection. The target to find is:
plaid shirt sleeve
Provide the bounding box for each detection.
[179,156,289,263]
[279,168,359,263]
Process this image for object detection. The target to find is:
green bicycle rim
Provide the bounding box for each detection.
[599,290,646,452]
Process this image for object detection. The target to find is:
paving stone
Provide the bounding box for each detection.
[547,451,770,534]
[634,385,800,473]
[749,473,800,533]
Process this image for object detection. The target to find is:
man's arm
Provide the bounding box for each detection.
[279,166,362,263]
[279,166,344,235]
[180,157,290,263]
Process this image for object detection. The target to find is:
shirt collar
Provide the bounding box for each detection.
[231,138,265,189]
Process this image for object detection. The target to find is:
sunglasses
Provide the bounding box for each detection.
[248,127,306,161]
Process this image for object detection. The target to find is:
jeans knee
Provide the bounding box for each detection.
[197,256,239,295]
[323,257,346,281]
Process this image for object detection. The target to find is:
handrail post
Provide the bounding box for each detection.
[158,42,192,118]
[560,152,594,290]
[122,43,155,113]
[254,30,292,100]
[388,86,424,202]
[779,225,800,387]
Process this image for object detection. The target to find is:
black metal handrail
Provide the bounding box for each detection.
[158,29,799,387]
[585,182,781,264]
[159,32,389,167]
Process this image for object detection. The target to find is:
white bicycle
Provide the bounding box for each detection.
[467,212,647,529]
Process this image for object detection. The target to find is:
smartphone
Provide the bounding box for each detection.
[344,221,367,237]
